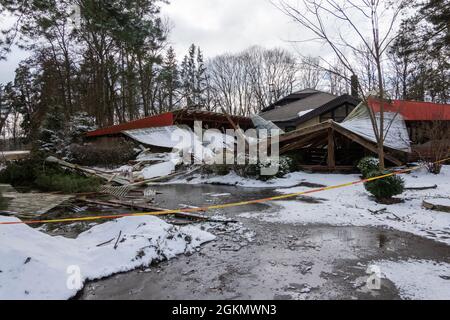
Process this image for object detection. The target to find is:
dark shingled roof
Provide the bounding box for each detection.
[259,89,361,126]
[261,88,322,112]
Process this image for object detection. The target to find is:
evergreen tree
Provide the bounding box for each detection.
[195,47,208,108]
[390,0,449,102]
[160,47,180,111]
[180,44,209,108]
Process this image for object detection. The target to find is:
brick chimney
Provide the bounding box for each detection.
[351,75,359,98]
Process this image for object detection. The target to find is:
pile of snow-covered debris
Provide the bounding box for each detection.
[0,216,215,300]
[56,125,241,185]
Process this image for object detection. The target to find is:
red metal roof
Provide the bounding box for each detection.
[369,99,450,121]
[86,109,254,137]
[86,112,174,137]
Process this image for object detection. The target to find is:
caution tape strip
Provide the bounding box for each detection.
[1,158,449,226]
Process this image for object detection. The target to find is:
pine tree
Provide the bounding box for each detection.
[180,44,198,106]
[160,47,179,111]
[195,47,208,108]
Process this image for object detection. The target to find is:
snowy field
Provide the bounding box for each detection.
[0,216,215,300]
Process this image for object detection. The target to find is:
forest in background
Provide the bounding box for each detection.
[0,0,448,147]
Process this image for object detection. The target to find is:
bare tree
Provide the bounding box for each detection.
[207,46,299,116]
[298,56,323,89]
[275,0,408,169]
[414,117,450,174]
[244,46,298,110]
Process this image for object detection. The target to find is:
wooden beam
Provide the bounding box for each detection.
[299,165,355,172]
[279,120,333,143]
[327,128,336,169]
[309,136,328,148]
[280,132,326,154]
[332,124,403,166]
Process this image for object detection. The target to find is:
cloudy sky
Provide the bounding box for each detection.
[0,0,323,83]
[160,0,311,57]
[0,0,400,84]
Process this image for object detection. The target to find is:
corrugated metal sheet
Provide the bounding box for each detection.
[369,99,450,121]
[86,109,254,138]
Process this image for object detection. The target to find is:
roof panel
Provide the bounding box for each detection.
[260,92,338,122]
[369,99,450,121]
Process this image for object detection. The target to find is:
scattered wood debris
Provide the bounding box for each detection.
[1,191,73,218]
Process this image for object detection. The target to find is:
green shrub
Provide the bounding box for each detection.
[364,170,405,202]
[235,155,295,181]
[357,157,380,178]
[0,157,102,193]
[0,158,41,186]
[34,172,101,194]
[0,192,7,210]
[70,139,137,168]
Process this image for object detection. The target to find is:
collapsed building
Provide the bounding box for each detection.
[83,91,449,174]
[278,102,411,171]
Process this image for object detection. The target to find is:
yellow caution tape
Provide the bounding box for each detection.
[1,158,448,226]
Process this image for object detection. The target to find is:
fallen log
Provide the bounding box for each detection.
[405,185,438,191]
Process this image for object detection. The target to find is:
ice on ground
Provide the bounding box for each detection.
[173,171,312,188]
[209,193,232,198]
[0,216,215,300]
[369,259,450,300]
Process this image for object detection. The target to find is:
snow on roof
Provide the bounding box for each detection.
[340,102,411,152]
[298,109,314,117]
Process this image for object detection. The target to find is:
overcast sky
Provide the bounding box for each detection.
[0,0,322,84]
[0,0,399,84]
[160,0,311,57]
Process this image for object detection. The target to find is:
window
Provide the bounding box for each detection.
[285,126,296,132]
[334,105,347,122]
[320,112,333,122]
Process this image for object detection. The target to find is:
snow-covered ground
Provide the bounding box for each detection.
[249,166,450,246]
[0,216,215,300]
[177,166,450,300]
[176,166,450,246]
[369,259,450,300]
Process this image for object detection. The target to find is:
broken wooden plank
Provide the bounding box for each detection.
[78,198,124,208]
[105,199,210,221]
[3,192,74,217]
